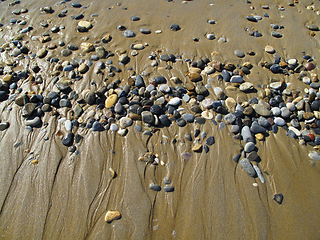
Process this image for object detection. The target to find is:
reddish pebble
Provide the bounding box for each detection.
[267,117,274,125]
[306,62,315,70]
[309,133,315,141]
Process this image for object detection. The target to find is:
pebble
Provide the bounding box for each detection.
[26,116,41,127]
[176,118,186,127]
[234,50,245,58]
[240,158,256,177]
[182,113,194,123]
[110,123,118,131]
[206,136,215,146]
[253,165,265,183]
[271,32,282,38]
[62,132,74,146]
[140,28,151,34]
[244,142,255,153]
[265,45,275,54]
[169,24,180,31]
[274,117,286,126]
[124,30,135,37]
[181,152,193,161]
[168,97,181,106]
[105,210,121,223]
[241,126,254,143]
[273,194,283,204]
[65,120,72,131]
[77,21,92,31]
[0,122,9,131]
[309,151,320,160]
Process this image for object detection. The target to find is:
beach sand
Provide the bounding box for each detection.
[0,0,320,239]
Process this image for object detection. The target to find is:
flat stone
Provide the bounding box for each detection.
[80,42,95,52]
[308,24,319,31]
[281,107,291,118]
[110,123,118,131]
[176,118,186,127]
[247,151,259,162]
[206,136,215,146]
[271,32,282,38]
[168,97,181,106]
[240,158,256,177]
[78,63,89,74]
[309,151,320,160]
[77,21,92,31]
[22,103,35,117]
[192,144,202,152]
[135,75,145,88]
[105,210,121,223]
[253,104,271,117]
[230,75,244,83]
[65,120,72,131]
[140,28,151,34]
[273,194,283,204]
[163,186,174,192]
[240,82,254,91]
[182,113,195,123]
[253,165,265,183]
[149,184,161,191]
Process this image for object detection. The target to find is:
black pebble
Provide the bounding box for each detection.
[273,193,283,204]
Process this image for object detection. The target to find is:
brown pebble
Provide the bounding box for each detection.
[192,144,202,152]
[303,112,314,120]
[306,62,315,70]
[105,210,121,223]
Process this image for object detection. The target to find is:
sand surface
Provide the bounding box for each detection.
[1,0,320,239]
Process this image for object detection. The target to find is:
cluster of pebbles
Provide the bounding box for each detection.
[1,1,320,202]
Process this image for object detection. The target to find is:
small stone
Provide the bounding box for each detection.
[273,194,283,204]
[309,151,320,160]
[169,24,180,31]
[247,151,259,162]
[0,122,9,131]
[140,28,151,34]
[105,94,118,108]
[244,142,255,152]
[124,30,135,37]
[271,32,282,38]
[141,111,155,125]
[265,45,275,54]
[36,48,47,58]
[119,117,133,128]
[253,104,271,117]
[163,186,174,192]
[105,210,121,223]
[206,136,215,146]
[62,132,74,146]
[77,21,92,32]
[274,117,286,126]
[149,184,161,191]
[3,74,13,83]
[25,116,41,127]
[80,42,95,52]
[168,97,181,106]
[240,158,256,177]
[308,24,319,31]
[234,50,245,58]
[110,123,118,131]
[78,63,89,74]
[176,118,186,127]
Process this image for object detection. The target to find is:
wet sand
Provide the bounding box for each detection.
[1,0,320,239]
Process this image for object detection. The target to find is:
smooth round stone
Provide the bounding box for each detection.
[311,101,320,111]
[310,82,320,89]
[149,184,161,191]
[114,103,124,114]
[160,55,170,61]
[281,107,291,118]
[169,24,180,31]
[271,107,281,116]
[274,117,286,126]
[309,151,320,161]
[230,125,239,133]
[163,186,174,192]
[244,142,255,153]
[124,30,135,37]
[214,87,224,97]
[61,49,72,57]
[206,34,215,40]
[195,84,208,95]
[0,122,9,131]
[182,113,195,123]
[78,21,92,30]
[154,76,167,84]
[303,77,311,84]
[168,97,181,106]
[105,94,118,108]
[201,98,213,109]
[265,45,275,54]
[241,126,254,143]
[240,158,256,177]
[141,111,155,125]
[176,118,186,127]
[72,2,82,7]
[287,58,297,65]
[221,70,231,82]
[234,50,245,58]
[22,103,35,117]
[140,28,151,34]
[64,120,72,131]
[306,62,315,70]
[25,116,41,127]
[258,117,270,127]
[0,91,7,101]
[110,123,118,131]
[36,48,47,58]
